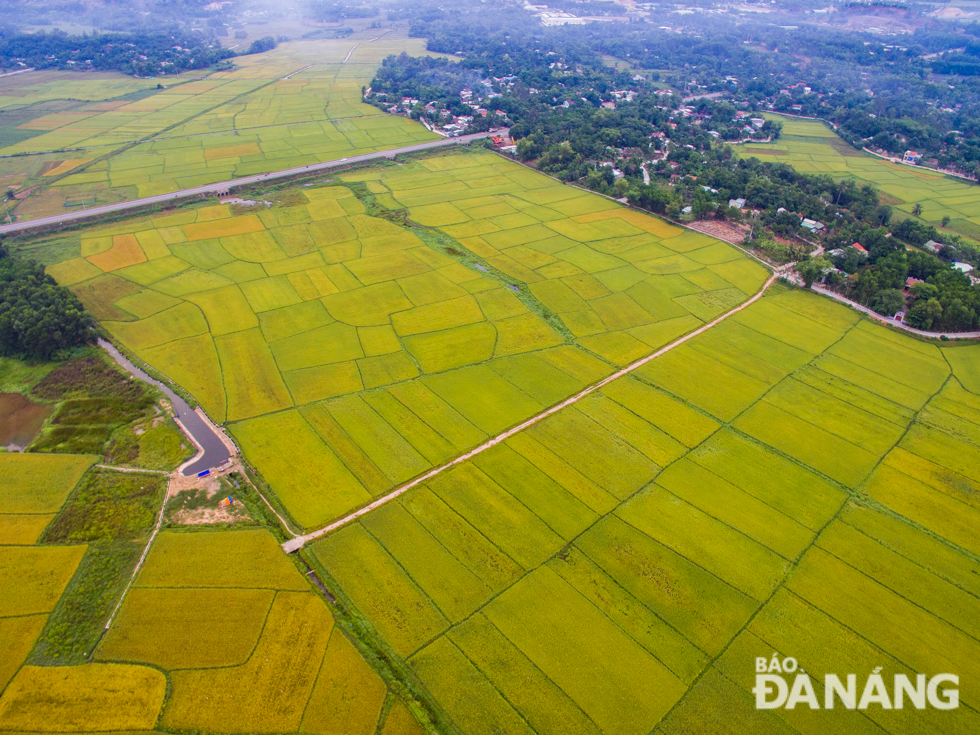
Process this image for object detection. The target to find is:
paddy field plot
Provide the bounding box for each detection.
[83,527,399,734]
[744,113,980,243]
[1,34,444,220]
[310,286,980,735]
[41,148,766,530]
[0,515,410,733]
[0,453,167,733]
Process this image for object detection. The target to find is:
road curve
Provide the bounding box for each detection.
[99,339,230,476]
[0,132,496,236]
[809,284,980,340]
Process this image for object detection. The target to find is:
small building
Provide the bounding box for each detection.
[801,218,825,232]
[681,205,693,214]
[905,277,924,290]
[923,239,944,253]
[729,198,746,209]
[851,242,868,256]
[903,150,922,164]
[953,261,975,274]
[750,117,766,128]
[894,311,906,323]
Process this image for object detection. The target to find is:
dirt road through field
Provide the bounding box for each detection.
[282,266,786,552]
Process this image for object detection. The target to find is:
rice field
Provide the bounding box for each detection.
[743,113,980,243]
[1,34,445,219]
[0,446,418,734]
[0,452,96,693]
[309,285,980,735]
[40,148,766,531]
[0,453,167,733]
[63,528,397,734]
[0,663,166,731]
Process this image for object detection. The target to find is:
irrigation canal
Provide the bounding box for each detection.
[99,338,230,477]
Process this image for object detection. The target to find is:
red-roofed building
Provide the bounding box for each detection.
[852,242,868,255]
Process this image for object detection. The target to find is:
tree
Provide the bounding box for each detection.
[909,282,939,300]
[796,256,831,288]
[869,288,906,317]
[876,205,892,225]
[912,202,923,217]
[905,298,942,330]
[247,37,277,55]
[942,215,951,228]
[0,245,95,360]
[943,299,977,332]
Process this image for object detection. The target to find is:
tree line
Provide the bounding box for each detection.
[0,29,235,76]
[0,244,94,361]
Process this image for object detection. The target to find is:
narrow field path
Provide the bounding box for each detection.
[95,464,169,475]
[101,473,173,634]
[282,266,787,552]
[342,31,391,64]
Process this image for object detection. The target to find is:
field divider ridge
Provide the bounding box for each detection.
[99,472,173,636]
[282,267,786,553]
[95,464,170,475]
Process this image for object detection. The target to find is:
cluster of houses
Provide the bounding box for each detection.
[366,83,511,137]
[824,239,980,301]
[524,4,588,26]
[775,206,826,234]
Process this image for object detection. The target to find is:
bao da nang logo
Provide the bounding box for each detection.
[754,655,959,710]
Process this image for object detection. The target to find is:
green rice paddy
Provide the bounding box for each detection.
[744,113,980,243]
[8,83,980,735]
[42,148,767,530]
[0,34,444,220]
[309,284,980,735]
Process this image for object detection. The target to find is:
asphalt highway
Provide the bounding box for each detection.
[0,131,498,235]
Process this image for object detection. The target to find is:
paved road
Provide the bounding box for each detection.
[99,339,231,476]
[0,132,496,235]
[809,284,980,340]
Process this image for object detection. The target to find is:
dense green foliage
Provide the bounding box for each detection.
[30,355,155,455]
[371,53,777,176]
[32,355,147,402]
[0,30,235,75]
[834,248,980,330]
[0,246,94,361]
[43,469,165,543]
[246,36,277,55]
